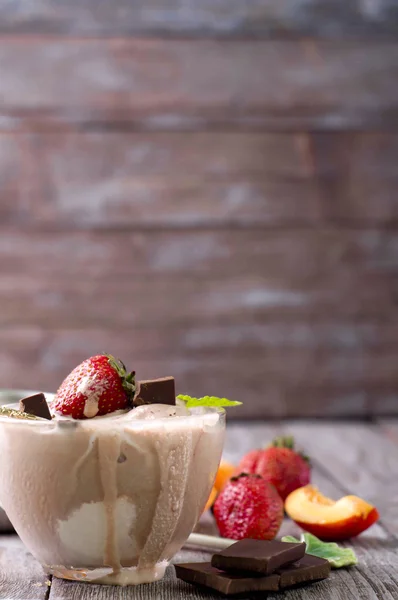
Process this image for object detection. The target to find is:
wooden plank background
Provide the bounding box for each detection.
[1,2,398,417]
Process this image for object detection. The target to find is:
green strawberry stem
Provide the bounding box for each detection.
[270,436,295,449]
[269,435,310,464]
[106,354,136,405]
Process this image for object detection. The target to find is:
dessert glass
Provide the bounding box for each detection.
[0,396,225,585]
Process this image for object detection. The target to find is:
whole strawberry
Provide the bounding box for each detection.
[54,355,136,419]
[238,436,311,500]
[213,473,283,540]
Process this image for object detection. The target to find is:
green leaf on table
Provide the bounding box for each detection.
[177,395,242,408]
[281,533,358,568]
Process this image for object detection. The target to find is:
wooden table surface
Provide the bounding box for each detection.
[1,419,397,599]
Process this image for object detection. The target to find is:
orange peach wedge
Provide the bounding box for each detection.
[285,485,379,540]
[214,461,236,492]
[203,486,218,513]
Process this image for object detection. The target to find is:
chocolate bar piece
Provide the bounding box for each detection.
[133,377,175,406]
[174,563,280,596]
[277,554,331,588]
[175,554,330,596]
[211,538,306,575]
[19,393,52,420]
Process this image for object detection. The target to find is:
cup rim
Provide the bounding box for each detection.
[0,389,225,427]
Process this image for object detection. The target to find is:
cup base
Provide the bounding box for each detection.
[48,561,169,586]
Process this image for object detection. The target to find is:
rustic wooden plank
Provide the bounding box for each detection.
[3,272,398,325]
[1,39,398,131]
[1,131,321,228]
[4,131,398,229]
[0,535,49,599]
[1,327,398,418]
[279,422,398,536]
[2,227,398,293]
[2,228,398,335]
[314,133,398,225]
[0,1,397,37]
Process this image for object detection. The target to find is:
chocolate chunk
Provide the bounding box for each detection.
[277,554,331,588]
[211,538,306,575]
[19,393,52,420]
[174,563,280,596]
[133,377,175,407]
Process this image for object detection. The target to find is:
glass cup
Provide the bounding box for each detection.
[0,397,225,585]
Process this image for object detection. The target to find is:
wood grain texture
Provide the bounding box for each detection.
[4,227,398,281]
[0,131,321,228]
[1,327,398,418]
[1,224,398,417]
[0,1,397,37]
[0,535,49,599]
[314,133,398,225]
[2,228,398,320]
[1,39,398,131]
[3,131,398,229]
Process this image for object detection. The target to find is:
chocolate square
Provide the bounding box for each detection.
[277,554,331,588]
[174,562,280,596]
[19,393,52,420]
[133,377,175,406]
[211,538,306,575]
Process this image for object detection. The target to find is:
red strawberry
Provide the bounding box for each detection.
[213,473,283,540]
[53,355,136,419]
[238,436,311,501]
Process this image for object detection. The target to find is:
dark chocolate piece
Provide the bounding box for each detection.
[19,393,52,420]
[277,554,331,588]
[133,377,175,407]
[174,562,280,596]
[211,538,306,575]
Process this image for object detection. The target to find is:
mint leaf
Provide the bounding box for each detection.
[177,395,242,408]
[281,533,357,569]
[281,535,301,544]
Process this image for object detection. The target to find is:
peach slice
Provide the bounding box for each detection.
[203,486,218,513]
[285,485,379,540]
[214,461,236,492]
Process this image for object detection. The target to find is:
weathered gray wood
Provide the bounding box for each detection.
[2,326,398,418]
[278,422,398,536]
[4,227,398,283]
[0,131,322,228]
[0,535,49,599]
[2,228,398,319]
[313,133,398,225]
[2,225,398,417]
[0,39,398,131]
[3,132,398,229]
[0,1,397,37]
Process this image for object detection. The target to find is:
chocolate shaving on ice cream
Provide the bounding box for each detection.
[19,393,52,420]
[133,377,176,407]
